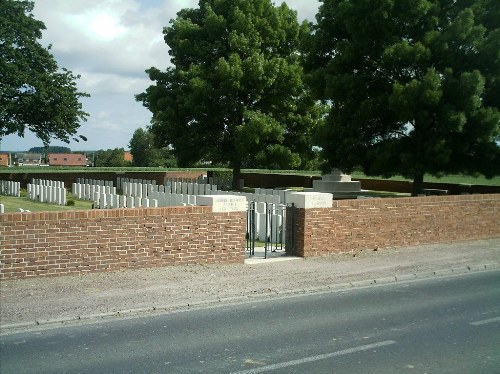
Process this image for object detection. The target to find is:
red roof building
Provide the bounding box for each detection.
[0,153,10,167]
[48,153,87,167]
[124,151,133,163]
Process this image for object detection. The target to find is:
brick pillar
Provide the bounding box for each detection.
[286,192,333,257]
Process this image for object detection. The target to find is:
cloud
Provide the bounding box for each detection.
[284,0,320,22]
[1,0,320,151]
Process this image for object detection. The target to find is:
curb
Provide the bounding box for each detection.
[1,262,499,333]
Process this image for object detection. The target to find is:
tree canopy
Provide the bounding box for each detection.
[0,0,89,146]
[129,127,177,167]
[93,148,130,167]
[28,146,71,154]
[304,0,500,195]
[137,0,325,188]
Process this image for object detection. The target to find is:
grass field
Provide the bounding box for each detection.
[0,195,92,213]
[1,167,499,185]
[1,168,498,213]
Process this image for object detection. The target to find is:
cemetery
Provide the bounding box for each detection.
[1,171,499,280]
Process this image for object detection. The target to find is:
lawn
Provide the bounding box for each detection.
[0,195,92,213]
[2,167,499,186]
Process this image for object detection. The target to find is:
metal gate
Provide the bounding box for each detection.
[246,202,295,259]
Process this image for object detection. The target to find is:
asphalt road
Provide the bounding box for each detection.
[1,270,499,373]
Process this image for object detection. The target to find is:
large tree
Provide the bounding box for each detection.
[129,127,177,167]
[137,0,324,188]
[94,148,130,167]
[0,0,89,145]
[304,0,500,195]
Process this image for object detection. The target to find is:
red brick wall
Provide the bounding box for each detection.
[0,206,246,279]
[289,194,500,257]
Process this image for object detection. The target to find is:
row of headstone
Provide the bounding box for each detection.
[93,193,158,209]
[27,183,66,206]
[76,178,114,188]
[92,192,199,209]
[116,178,155,191]
[120,181,219,198]
[0,180,20,197]
[164,175,243,190]
[31,179,65,189]
[164,176,202,185]
[72,183,117,201]
[116,179,287,205]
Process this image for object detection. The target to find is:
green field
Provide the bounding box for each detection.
[1,168,498,213]
[1,167,499,186]
[0,195,92,213]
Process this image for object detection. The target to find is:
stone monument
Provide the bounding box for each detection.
[312,169,362,198]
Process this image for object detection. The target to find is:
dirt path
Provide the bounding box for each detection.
[1,239,499,329]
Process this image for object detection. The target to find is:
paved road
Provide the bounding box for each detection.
[1,270,499,373]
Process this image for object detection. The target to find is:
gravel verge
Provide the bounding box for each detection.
[1,238,499,331]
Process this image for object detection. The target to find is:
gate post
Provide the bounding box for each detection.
[286,192,333,257]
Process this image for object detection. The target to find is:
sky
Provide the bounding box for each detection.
[1,0,321,152]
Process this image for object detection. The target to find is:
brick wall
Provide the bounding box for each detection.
[0,206,246,279]
[288,194,500,257]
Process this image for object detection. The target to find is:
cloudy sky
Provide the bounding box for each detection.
[1,0,321,152]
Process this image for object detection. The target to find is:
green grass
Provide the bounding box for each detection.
[242,169,499,186]
[1,166,498,185]
[0,195,92,213]
[349,172,500,186]
[0,166,210,173]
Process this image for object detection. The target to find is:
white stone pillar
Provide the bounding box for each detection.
[287,192,333,209]
[197,195,247,212]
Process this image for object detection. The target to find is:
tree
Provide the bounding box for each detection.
[129,128,154,167]
[304,0,500,195]
[137,0,325,189]
[29,146,71,154]
[94,148,130,167]
[128,127,177,167]
[0,0,89,145]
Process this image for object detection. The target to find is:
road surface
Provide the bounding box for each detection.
[1,270,499,373]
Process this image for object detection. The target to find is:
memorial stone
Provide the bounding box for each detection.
[312,169,362,198]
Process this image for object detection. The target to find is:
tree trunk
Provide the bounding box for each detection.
[232,163,242,191]
[412,174,424,196]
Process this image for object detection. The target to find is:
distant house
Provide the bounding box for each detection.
[48,153,87,167]
[15,153,42,166]
[0,153,10,167]
[124,151,133,163]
